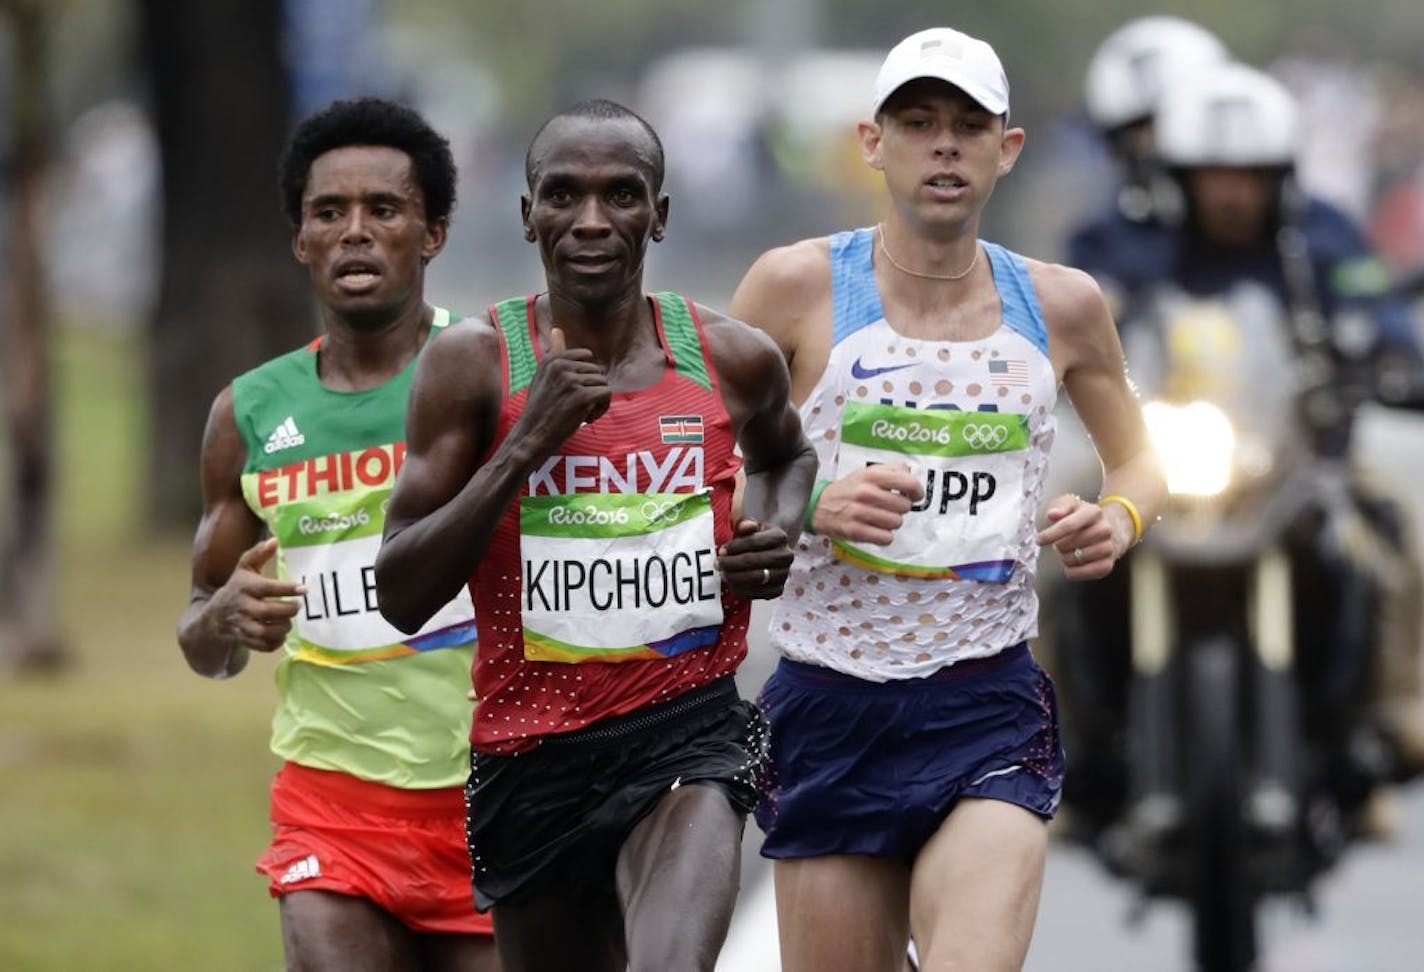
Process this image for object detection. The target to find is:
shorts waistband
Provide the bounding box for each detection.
[276,761,465,818]
[541,676,738,748]
[776,643,1030,690]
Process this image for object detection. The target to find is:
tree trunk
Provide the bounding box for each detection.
[139,0,313,526]
[0,0,64,673]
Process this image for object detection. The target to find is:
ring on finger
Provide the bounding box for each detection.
[1073,547,1084,565]
[761,567,771,584]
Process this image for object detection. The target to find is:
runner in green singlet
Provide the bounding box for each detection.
[178,98,499,972]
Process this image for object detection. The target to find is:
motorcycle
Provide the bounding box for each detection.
[1047,274,1424,972]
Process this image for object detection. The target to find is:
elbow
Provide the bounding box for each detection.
[379,597,429,637]
[177,625,248,681]
[373,559,432,636]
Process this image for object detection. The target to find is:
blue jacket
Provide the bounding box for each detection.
[1069,195,1418,360]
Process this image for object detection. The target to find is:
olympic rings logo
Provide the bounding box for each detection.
[869,419,953,446]
[640,499,684,524]
[547,505,631,526]
[962,424,1010,449]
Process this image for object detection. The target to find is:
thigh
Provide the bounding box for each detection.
[773,854,910,972]
[908,797,1047,972]
[280,890,419,972]
[616,783,746,972]
[492,888,624,972]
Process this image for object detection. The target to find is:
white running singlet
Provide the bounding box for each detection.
[770,229,1058,680]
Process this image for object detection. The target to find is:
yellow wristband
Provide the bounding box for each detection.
[1099,493,1144,545]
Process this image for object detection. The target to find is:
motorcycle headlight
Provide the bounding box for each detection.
[1142,400,1236,497]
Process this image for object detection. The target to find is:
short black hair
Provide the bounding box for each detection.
[525,98,666,193]
[280,96,457,226]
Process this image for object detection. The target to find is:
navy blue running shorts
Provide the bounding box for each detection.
[755,644,1064,861]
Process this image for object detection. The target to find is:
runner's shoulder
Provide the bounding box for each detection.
[740,237,832,299]
[414,313,504,400]
[691,302,789,395]
[734,236,832,318]
[1023,257,1112,337]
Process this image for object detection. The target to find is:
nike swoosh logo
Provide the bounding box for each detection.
[850,358,916,380]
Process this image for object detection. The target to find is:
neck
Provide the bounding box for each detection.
[544,285,651,366]
[878,214,981,282]
[317,298,431,391]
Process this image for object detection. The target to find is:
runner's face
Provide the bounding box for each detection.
[292,145,445,327]
[861,80,1023,230]
[522,118,668,305]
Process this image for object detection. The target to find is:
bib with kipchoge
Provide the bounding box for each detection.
[520,491,723,662]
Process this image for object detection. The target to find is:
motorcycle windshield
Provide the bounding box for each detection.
[1124,281,1303,487]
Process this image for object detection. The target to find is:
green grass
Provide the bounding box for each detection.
[0,327,285,970]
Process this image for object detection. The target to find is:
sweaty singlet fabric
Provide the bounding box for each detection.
[468,293,749,754]
[769,229,1058,680]
[232,309,477,789]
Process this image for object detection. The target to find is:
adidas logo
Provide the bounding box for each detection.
[263,416,306,454]
[278,853,321,885]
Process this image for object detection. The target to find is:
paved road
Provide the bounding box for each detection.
[719,406,1424,972]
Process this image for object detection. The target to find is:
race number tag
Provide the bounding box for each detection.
[832,402,1028,581]
[274,491,475,664]
[519,492,724,662]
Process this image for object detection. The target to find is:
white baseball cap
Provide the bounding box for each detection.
[872,28,1010,117]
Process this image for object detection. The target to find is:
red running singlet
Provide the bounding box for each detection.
[468,293,749,753]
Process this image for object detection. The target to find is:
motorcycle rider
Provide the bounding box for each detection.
[1068,16,1229,311]
[1065,61,1424,835]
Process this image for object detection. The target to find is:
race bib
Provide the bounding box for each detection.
[519,492,724,663]
[276,491,475,664]
[832,402,1028,581]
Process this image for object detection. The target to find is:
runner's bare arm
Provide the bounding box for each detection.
[376,320,612,632]
[178,386,305,679]
[702,309,818,598]
[728,238,833,402]
[730,238,926,543]
[1035,263,1166,580]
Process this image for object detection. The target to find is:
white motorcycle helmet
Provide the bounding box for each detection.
[1156,62,1300,168]
[1084,16,1228,130]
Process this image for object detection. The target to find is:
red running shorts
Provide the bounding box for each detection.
[255,761,493,936]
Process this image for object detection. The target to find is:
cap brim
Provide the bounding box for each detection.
[874,73,1008,117]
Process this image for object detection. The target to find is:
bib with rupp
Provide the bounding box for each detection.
[833,402,1029,581]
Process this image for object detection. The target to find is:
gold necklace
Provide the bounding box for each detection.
[876,224,980,281]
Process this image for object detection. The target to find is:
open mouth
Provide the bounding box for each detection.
[925,174,969,193]
[334,261,382,291]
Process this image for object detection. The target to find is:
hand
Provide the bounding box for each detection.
[207,538,305,652]
[717,518,794,599]
[516,327,613,450]
[812,463,925,544]
[1036,494,1119,580]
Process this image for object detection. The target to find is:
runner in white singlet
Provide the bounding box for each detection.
[730,27,1167,972]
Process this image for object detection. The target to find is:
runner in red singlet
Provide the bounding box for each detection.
[375,99,818,972]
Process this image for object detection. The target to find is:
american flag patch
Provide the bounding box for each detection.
[988,359,1030,386]
[659,414,704,443]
